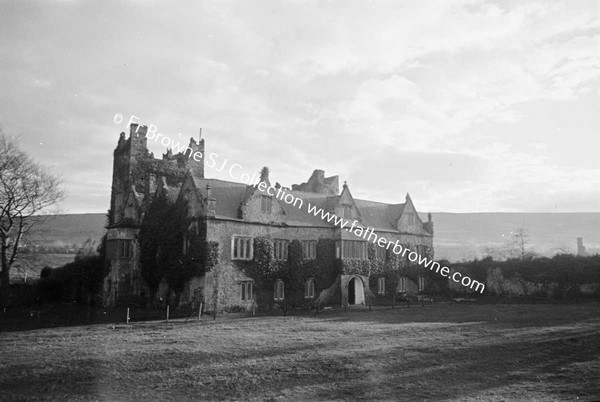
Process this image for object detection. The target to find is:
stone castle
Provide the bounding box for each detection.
[103,124,434,310]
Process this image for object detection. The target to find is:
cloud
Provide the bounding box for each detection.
[0,0,599,213]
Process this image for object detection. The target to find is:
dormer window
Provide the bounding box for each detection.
[342,204,352,219]
[261,196,272,214]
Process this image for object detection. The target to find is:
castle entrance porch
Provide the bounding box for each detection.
[347,276,365,305]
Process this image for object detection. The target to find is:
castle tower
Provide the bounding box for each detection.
[182,129,205,178]
[109,124,149,226]
[104,124,206,307]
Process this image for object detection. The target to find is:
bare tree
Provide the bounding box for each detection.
[548,244,571,256]
[0,132,64,306]
[508,228,535,260]
[483,228,536,261]
[513,228,529,260]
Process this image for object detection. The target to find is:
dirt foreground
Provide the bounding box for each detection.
[1,303,599,401]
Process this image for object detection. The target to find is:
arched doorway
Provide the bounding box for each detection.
[347,276,365,305]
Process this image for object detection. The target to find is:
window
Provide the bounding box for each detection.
[274,280,285,301]
[241,281,254,302]
[376,245,386,260]
[274,239,289,261]
[232,236,253,260]
[406,213,415,226]
[107,240,117,259]
[417,245,429,258]
[418,276,425,292]
[260,196,272,214]
[302,241,317,260]
[397,277,407,293]
[182,237,190,255]
[377,277,386,295]
[338,240,367,260]
[305,279,315,299]
[402,244,411,265]
[342,204,352,219]
[119,240,133,259]
[188,221,199,236]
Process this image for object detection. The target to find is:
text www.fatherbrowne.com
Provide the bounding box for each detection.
[114,114,485,294]
[254,180,485,294]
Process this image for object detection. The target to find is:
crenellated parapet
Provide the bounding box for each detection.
[109,124,205,227]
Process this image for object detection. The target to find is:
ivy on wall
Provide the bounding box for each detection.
[234,237,442,308]
[234,237,342,309]
[205,241,219,272]
[138,196,205,297]
[235,237,277,309]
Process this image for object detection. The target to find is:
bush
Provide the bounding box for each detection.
[38,255,107,305]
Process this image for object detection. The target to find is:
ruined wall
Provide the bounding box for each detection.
[109,124,205,227]
[291,169,339,195]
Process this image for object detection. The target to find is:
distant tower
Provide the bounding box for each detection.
[577,237,586,256]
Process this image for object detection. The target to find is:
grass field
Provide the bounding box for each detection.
[1,303,599,401]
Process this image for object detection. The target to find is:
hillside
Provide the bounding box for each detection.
[427,212,600,262]
[24,214,106,248]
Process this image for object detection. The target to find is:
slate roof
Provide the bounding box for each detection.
[189,175,247,220]
[185,175,430,234]
[354,199,405,231]
[280,191,336,227]
[282,191,409,231]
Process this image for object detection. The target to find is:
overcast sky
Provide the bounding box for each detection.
[1,0,599,214]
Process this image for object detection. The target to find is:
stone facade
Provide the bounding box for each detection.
[103,125,434,309]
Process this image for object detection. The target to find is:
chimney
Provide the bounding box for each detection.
[206,184,216,218]
[259,167,270,186]
[423,212,434,235]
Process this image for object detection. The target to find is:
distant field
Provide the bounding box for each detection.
[427,212,600,261]
[26,214,106,248]
[1,304,599,401]
[10,253,77,281]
